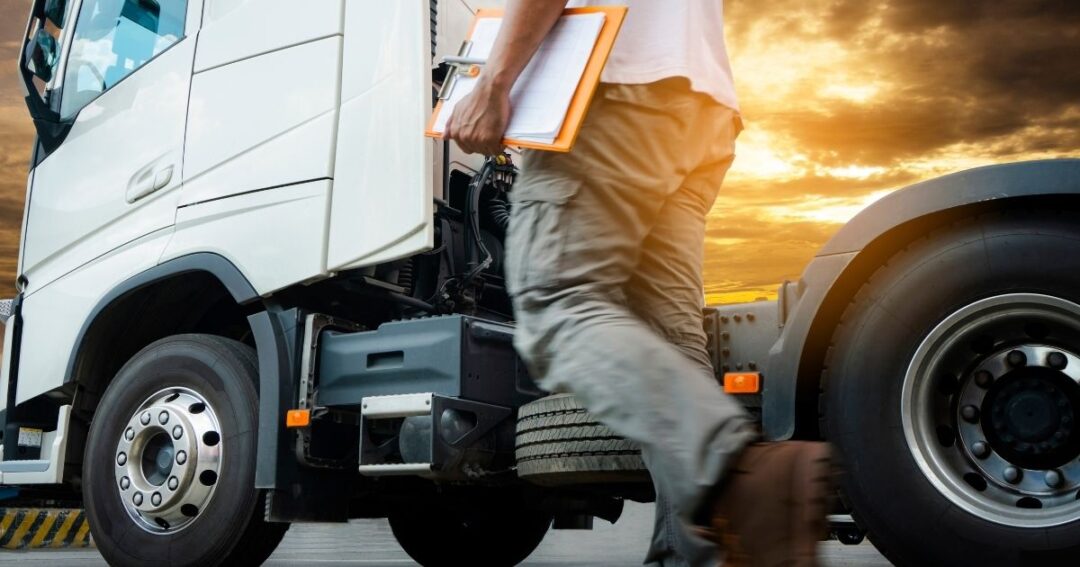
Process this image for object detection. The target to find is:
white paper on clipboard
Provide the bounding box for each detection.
[432,12,606,145]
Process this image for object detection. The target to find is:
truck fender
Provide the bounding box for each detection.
[65,253,261,386]
[764,159,1080,440]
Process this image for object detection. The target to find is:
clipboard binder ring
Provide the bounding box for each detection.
[438,42,485,101]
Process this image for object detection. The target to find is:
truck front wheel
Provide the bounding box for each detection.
[83,334,288,567]
[823,210,1080,566]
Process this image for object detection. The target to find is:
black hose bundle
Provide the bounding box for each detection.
[485,196,511,236]
[426,155,516,308]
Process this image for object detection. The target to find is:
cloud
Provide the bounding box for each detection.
[730,0,1080,170]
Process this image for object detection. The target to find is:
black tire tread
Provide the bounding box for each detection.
[211,339,290,567]
[515,394,648,486]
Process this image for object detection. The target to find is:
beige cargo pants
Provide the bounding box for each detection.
[506,79,757,566]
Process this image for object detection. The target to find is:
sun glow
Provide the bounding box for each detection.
[764,189,894,225]
[819,83,881,104]
[728,130,807,181]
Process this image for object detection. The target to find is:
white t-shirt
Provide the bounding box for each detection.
[565,0,739,111]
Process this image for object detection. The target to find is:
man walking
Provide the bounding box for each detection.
[445,1,831,565]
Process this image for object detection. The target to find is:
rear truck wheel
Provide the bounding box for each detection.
[83,334,288,567]
[515,394,649,486]
[388,493,553,566]
[823,210,1080,566]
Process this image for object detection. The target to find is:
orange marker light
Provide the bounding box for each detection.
[286,409,311,428]
[723,372,761,394]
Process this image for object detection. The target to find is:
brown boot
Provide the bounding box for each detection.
[708,442,832,567]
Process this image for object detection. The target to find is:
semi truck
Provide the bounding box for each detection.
[2,0,1079,565]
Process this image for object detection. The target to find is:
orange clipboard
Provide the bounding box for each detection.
[425,6,628,153]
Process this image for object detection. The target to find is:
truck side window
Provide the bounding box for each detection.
[60,0,188,118]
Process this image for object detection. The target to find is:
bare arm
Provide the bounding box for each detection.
[445,0,569,155]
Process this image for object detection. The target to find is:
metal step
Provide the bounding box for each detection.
[357,463,434,477]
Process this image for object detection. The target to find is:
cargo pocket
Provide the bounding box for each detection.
[505,172,583,295]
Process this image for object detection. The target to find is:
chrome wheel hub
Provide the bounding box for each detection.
[114,388,222,534]
[903,293,1080,528]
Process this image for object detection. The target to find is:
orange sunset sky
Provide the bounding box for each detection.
[0,1,1077,304]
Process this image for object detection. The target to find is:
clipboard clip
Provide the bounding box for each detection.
[437,42,486,100]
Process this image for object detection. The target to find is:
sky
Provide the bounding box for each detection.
[0,0,1077,304]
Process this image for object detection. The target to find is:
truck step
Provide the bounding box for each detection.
[357,463,434,477]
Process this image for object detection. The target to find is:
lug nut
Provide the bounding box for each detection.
[961,405,980,423]
[168,476,179,490]
[975,370,994,388]
[120,476,130,490]
[133,492,144,506]
[1004,466,1023,484]
[125,427,134,441]
[151,492,162,506]
[1046,470,1064,488]
[1007,350,1028,367]
[972,441,991,458]
[173,425,183,440]
[117,452,127,466]
[158,411,169,425]
[1048,352,1069,370]
[141,412,151,425]
[176,451,187,465]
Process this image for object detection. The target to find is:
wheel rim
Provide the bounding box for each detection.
[114,387,223,534]
[903,293,1080,528]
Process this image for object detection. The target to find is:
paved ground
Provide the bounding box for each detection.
[0,503,892,566]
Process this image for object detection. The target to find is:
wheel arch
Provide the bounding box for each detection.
[66,253,262,401]
[62,253,309,499]
[763,159,1080,440]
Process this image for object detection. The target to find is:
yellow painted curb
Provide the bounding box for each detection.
[0,509,93,550]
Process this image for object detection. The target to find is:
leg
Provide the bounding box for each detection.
[632,124,738,567]
[647,491,719,567]
[628,154,736,375]
[506,82,758,536]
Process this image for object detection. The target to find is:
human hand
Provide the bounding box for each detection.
[444,78,511,156]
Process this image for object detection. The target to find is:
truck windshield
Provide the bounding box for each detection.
[60,0,187,118]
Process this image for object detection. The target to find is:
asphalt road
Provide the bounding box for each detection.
[0,503,892,566]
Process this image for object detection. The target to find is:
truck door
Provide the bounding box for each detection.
[20,0,197,292]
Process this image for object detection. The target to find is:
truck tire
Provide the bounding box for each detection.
[388,493,552,566]
[83,334,288,567]
[822,210,1080,567]
[515,394,649,486]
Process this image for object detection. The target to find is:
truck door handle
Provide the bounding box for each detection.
[127,164,174,203]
